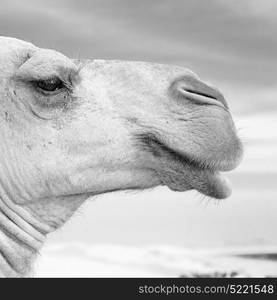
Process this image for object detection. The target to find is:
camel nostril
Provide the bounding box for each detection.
[182,88,218,101]
[172,75,229,109]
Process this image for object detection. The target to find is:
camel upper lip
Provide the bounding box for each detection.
[137,132,222,172]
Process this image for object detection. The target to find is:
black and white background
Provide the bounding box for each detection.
[1,0,276,277]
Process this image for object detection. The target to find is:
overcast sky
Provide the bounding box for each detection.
[1,0,277,115]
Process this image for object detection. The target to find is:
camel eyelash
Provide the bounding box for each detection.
[32,77,71,95]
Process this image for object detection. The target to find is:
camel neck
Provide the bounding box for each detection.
[0,196,47,277]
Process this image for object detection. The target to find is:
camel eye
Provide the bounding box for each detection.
[35,77,65,93]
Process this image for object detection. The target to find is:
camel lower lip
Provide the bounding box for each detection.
[167,169,232,199]
[190,170,232,199]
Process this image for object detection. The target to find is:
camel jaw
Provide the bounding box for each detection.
[136,133,236,199]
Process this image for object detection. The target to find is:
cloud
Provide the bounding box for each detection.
[235,112,277,173]
[1,0,276,114]
[220,0,277,19]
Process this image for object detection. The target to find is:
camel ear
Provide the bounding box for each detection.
[18,50,35,68]
[14,50,50,82]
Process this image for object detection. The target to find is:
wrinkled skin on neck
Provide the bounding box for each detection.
[0,37,242,276]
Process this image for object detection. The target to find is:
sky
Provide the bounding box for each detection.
[1,0,276,250]
[1,0,277,115]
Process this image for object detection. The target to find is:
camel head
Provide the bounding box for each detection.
[0,37,242,276]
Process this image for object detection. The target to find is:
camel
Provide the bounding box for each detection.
[0,37,242,277]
